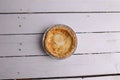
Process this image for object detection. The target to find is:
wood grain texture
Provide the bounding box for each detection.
[0,54,118,79]
[0,33,120,56]
[0,0,120,12]
[0,13,120,34]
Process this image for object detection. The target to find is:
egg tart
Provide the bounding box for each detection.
[43,24,77,59]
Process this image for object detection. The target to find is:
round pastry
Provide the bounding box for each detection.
[43,24,77,59]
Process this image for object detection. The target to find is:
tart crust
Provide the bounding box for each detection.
[44,25,77,59]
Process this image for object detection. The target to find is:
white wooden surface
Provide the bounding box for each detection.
[0,13,120,34]
[83,76,120,80]
[0,0,120,12]
[1,33,120,56]
[0,0,120,79]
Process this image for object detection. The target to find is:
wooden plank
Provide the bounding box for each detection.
[0,54,117,79]
[111,54,120,73]
[0,33,120,56]
[83,76,120,80]
[0,0,120,12]
[0,13,120,34]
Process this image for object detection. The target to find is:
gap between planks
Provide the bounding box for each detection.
[0,52,120,58]
[30,73,120,79]
[0,31,120,36]
[2,74,120,80]
[1,11,120,14]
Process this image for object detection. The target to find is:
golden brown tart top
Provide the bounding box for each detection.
[44,25,77,59]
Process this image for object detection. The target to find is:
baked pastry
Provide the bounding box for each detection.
[43,24,77,59]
